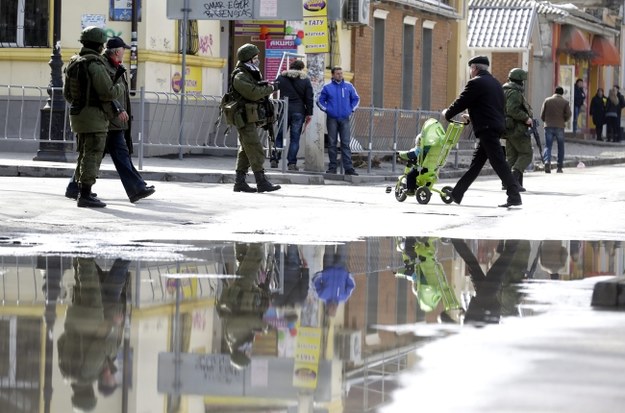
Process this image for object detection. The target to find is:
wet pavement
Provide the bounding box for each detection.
[0,238,623,413]
[1,143,625,412]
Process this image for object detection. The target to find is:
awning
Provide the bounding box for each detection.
[559,25,591,53]
[591,36,620,66]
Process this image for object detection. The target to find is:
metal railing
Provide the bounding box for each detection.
[1,84,471,173]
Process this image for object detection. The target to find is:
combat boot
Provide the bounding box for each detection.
[233,170,257,193]
[512,170,526,192]
[254,170,281,193]
[77,184,106,208]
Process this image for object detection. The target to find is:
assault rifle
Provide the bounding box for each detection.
[529,118,544,164]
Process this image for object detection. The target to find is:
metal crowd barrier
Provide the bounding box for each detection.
[1,84,469,173]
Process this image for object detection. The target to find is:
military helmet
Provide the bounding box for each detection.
[237,43,260,62]
[80,26,108,45]
[508,68,528,81]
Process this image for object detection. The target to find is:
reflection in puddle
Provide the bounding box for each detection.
[0,238,622,412]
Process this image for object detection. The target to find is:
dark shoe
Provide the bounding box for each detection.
[77,195,106,208]
[130,187,156,203]
[233,171,257,193]
[326,168,337,174]
[270,160,278,168]
[345,169,359,176]
[287,163,299,171]
[556,167,563,173]
[544,163,551,173]
[498,196,522,208]
[77,183,105,208]
[254,170,281,193]
[65,183,97,200]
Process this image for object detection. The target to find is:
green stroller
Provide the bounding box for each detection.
[386,118,466,204]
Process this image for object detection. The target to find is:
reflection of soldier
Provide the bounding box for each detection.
[313,244,355,317]
[217,243,271,369]
[452,239,520,324]
[57,257,130,411]
[395,237,462,316]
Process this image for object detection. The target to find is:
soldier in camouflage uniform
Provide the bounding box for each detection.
[57,257,129,410]
[63,26,125,208]
[217,242,271,369]
[502,68,533,192]
[229,43,281,193]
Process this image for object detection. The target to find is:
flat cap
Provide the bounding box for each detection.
[106,36,131,50]
[468,55,489,66]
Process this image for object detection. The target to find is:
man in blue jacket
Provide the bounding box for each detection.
[317,66,360,175]
[313,244,355,317]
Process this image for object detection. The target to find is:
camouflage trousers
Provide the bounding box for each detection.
[235,123,266,172]
[505,133,533,173]
[74,132,107,185]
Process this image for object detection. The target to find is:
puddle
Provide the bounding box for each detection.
[0,238,622,412]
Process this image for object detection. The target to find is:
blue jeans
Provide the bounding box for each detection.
[326,116,354,171]
[274,112,305,165]
[573,105,581,133]
[543,127,565,167]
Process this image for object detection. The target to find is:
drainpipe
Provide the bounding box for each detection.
[130,0,139,94]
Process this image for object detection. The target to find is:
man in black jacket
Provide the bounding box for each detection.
[271,60,314,171]
[442,56,522,208]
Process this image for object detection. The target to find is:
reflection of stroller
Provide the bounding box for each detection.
[395,237,462,314]
[386,118,466,204]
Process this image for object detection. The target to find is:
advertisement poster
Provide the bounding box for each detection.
[171,66,203,94]
[292,327,322,389]
[303,0,329,53]
[265,39,298,81]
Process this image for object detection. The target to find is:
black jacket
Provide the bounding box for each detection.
[277,69,314,117]
[445,70,505,135]
[589,95,606,125]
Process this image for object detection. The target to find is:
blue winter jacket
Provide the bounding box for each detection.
[313,266,355,304]
[317,79,360,120]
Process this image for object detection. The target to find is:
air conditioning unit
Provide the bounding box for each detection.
[335,330,362,363]
[344,0,370,26]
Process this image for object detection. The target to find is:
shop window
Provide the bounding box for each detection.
[178,19,199,55]
[0,0,49,47]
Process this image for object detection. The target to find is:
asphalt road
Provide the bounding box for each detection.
[2,163,625,254]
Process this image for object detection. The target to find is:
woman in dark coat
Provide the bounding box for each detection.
[589,88,606,141]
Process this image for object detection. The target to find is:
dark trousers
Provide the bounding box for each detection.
[452,129,520,203]
[106,129,148,198]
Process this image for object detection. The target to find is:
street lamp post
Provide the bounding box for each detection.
[34,0,73,162]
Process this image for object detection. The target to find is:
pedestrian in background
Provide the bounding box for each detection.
[605,88,621,143]
[317,66,360,176]
[589,88,606,141]
[540,86,572,173]
[65,36,155,203]
[614,85,625,142]
[502,68,533,192]
[63,26,124,208]
[573,78,585,135]
[442,55,522,208]
[229,43,281,193]
[270,59,313,171]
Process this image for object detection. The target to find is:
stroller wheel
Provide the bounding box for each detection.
[395,176,408,202]
[441,186,454,204]
[416,187,431,204]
